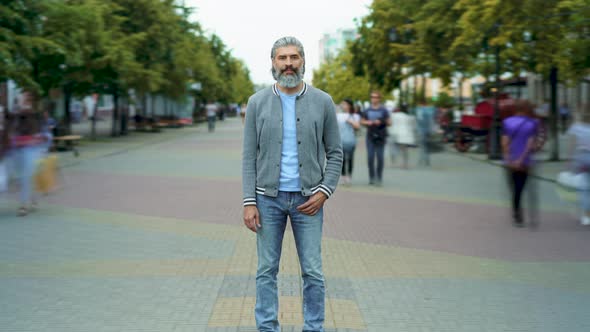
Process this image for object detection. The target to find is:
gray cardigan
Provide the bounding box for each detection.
[242,83,343,206]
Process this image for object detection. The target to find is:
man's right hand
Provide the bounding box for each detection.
[243,206,260,233]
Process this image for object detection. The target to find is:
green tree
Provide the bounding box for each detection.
[229,58,255,104]
[313,48,373,102]
[0,0,60,110]
[351,0,410,93]
[453,0,589,160]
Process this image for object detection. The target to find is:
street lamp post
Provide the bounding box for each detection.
[549,66,559,161]
[60,63,72,135]
[389,28,404,104]
[389,23,414,108]
[488,45,502,160]
[486,23,503,160]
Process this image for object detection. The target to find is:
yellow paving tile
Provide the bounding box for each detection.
[209,296,365,329]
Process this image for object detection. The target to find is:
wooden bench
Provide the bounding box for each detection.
[134,120,166,132]
[53,135,82,157]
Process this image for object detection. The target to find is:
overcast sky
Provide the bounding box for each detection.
[186,0,372,85]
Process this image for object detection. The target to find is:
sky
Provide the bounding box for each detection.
[186,0,372,85]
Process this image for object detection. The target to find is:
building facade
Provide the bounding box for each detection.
[318,28,358,64]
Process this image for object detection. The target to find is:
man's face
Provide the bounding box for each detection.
[272,45,304,88]
[370,93,381,106]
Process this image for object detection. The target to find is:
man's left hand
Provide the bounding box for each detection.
[296,192,328,216]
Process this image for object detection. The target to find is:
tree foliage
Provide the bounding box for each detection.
[0,0,254,112]
[313,47,374,102]
[349,0,590,94]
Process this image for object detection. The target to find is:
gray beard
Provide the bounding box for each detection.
[272,66,305,88]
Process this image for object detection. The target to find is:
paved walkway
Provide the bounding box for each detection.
[1,118,589,332]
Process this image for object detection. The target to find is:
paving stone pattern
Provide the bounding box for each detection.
[1,119,588,331]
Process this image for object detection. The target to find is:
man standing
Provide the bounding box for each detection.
[360,91,391,186]
[242,36,342,332]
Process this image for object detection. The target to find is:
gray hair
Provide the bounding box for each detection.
[270,36,305,60]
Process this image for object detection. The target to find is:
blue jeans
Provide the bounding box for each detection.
[207,115,216,132]
[255,192,325,332]
[342,145,355,176]
[13,146,39,206]
[366,138,385,182]
[418,132,430,166]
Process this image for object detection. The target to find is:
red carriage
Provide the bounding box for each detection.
[454,94,548,153]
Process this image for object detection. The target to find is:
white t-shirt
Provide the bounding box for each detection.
[390,112,417,145]
[205,103,218,117]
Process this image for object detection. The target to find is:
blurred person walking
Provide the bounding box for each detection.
[566,107,590,226]
[240,103,247,124]
[415,100,436,167]
[390,103,417,169]
[0,113,12,193]
[361,91,391,186]
[205,101,218,132]
[337,99,360,185]
[242,36,342,332]
[560,102,571,134]
[501,101,539,227]
[39,111,56,153]
[12,112,45,216]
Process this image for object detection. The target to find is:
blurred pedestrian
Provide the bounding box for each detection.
[361,91,391,186]
[337,99,361,185]
[0,113,12,192]
[501,101,539,227]
[242,36,342,332]
[560,102,570,133]
[205,101,218,132]
[534,99,550,128]
[415,100,436,166]
[390,103,417,169]
[566,107,590,225]
[12,112,45,216]
[240,103,247,124]
[40,111,56,153]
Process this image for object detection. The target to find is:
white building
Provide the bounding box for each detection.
[318,28,358,64]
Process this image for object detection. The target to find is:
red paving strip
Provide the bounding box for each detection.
[48,171,590,262]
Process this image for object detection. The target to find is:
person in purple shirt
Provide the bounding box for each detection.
[502,101,539,227]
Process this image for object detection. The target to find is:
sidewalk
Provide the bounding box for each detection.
[1,118,588,332]
[56,119,203,168]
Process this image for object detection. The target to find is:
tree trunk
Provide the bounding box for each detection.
[120,96,128,135]
[32,61,41,114]
[549,66,559,161]
[63,86,72,135]
[420,75,426,102]
[0,81,7,113]
[91,95,99,140]
[111,90,119,137]
[142,94,147,116]
[489,45,502,160]
[151,94,155,118]
[458,75,464,109]
[575,81,584,117]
